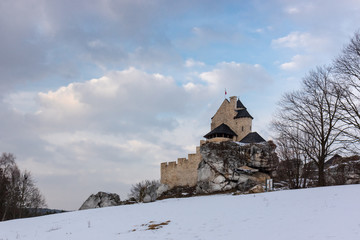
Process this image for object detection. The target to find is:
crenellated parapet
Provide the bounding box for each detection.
[160,141,203,189]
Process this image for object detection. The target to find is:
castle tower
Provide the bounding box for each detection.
[204,96,254,142]
[160,95,266,190]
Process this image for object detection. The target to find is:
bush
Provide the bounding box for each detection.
[129,180,160,203]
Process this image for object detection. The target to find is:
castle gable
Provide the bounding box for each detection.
[211,98,230,120]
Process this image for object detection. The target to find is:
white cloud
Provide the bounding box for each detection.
[183,82,197,91]
[285,7,300,14]
[185,58,205,68]
[33,68,186,130]
[198,62,272,94]
[280,54,314,71]
[3,91,38,113]
[272,32,328,52]
[88,40,106,48]
[272,32,333,72]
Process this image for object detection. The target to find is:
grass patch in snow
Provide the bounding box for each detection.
[146,220,171,230]
[130,220,171,232]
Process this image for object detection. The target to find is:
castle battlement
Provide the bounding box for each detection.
[160,141,203,188]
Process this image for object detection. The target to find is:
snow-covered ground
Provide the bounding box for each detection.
[1,185,360,240]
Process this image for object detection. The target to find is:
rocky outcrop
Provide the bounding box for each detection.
[79,192,121,210]
[156,184,169,198]
[238,140,278,172]
[196,141,277,194]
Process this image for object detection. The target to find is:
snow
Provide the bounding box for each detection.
[1,185,360,240]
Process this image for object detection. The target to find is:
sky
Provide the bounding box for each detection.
[1,0,360,210]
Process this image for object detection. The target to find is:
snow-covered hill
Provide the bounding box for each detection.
[1,185,360,240]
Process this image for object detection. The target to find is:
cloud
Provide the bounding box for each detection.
[271,32,328,52]
[185,59,205,68]
[197,62,272,94]
[272,31,334,72]
[285,7,300,14]
[279,55,314,71]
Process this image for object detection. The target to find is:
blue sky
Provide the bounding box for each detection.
[1,0,360,210]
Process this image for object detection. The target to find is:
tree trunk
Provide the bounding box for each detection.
[318,163,326,186]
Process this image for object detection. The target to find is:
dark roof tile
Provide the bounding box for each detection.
[204,123,237,139]
[240,132,266,143]
[234,109,253,119]
[236,99,246,109]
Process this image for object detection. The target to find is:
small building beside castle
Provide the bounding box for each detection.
[160,96,275,190]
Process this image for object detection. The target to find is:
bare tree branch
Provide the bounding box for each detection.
[272,66,345,186]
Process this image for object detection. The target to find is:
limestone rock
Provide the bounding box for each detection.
[238,140,278,172]
[196,141,273,194]
[143,194,152,203]
[79,192,121,210]
[143,190,158,203]
[156,184,169,197]
[249,185,264,194]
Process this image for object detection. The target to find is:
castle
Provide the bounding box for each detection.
[160,96,266,189]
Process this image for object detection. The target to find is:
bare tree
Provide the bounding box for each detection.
[334,31,360,148]
[0,153,46,221]
[0,153,19,221]
[129,180,160,203]
[17,171,46,217]
[275,132,309,188]
[273,66,344,186]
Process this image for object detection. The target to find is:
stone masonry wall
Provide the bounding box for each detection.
[160,143,203,188]
[211,96,252,141]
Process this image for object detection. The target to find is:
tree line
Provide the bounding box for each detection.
[272,31,360,188]
[0,153,46,221]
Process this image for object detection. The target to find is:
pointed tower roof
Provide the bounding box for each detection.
[236,99,246,109]
[234,109,253,119]
[234,98,253,119]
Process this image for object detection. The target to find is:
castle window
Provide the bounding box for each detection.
[242,126,244,131]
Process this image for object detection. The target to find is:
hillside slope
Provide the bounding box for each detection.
[1,185,360,240]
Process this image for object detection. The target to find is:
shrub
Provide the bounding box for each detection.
[129,180,160,203]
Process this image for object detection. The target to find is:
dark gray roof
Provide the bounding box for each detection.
[236,99,246,109]
[204,123,237,139]
[240,132,266,143]
[234,109,253,119]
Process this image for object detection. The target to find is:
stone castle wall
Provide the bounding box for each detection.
[160,141,204,188]
[211,96,252,141]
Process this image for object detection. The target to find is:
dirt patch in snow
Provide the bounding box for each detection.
[129,220,171,232]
